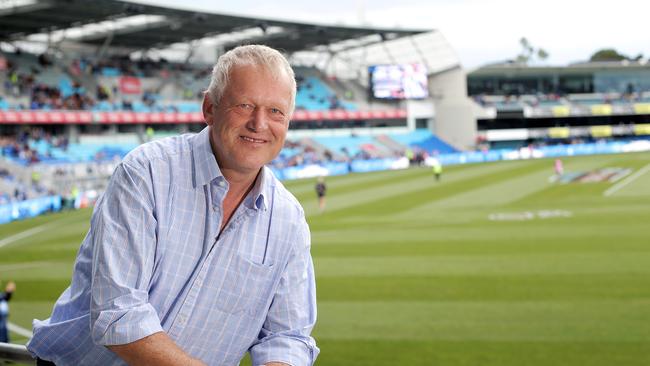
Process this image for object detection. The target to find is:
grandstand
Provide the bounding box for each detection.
[468,61,650,148]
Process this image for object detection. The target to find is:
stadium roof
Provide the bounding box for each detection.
[468,60,650,78]
[0,0,429,53]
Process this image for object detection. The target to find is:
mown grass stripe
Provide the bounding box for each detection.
[310,339,650,366]
[292,161,531,217]
[316,273,650,302]
[407,155,622,214]
[286,165,434,199]
[314,252,650,277]
[313,159,552,222]
[316,300,650,341]
[604,163,650,197]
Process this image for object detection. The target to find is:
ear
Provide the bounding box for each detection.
[202,93,215,126]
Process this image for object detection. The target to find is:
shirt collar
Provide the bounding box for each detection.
[248,167,272,211]
[191,126,222,188]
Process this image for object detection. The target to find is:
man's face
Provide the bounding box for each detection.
[203,64,293,177]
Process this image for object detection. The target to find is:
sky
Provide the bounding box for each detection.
[132,0,650,69]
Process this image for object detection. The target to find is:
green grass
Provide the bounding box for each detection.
[2,152,650,365]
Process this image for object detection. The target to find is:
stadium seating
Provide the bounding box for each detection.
[388,129,457,154]
[473,92,650,110]
[312,135,376,158]
[1,51,358,113]
[296,76,357,111]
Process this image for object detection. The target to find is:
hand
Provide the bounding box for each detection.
[107,332,207,366]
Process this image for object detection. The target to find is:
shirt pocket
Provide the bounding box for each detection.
[213,253,275,316]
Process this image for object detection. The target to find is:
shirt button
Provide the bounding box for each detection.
[218,181,226,187]
[212,206,218,212]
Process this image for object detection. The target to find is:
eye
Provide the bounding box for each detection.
[268,107,287,122]
[270,108,284,115]
[238,103,254,111]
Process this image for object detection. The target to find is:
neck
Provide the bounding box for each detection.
[221,167,260,196]
[217,167,261,233]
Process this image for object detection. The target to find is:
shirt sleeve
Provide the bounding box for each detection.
[249,218,319,366]
[89,162,164,346]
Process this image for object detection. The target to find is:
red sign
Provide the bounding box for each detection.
[0,109,407,124]
[119,76,142,94]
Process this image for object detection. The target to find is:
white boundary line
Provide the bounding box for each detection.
[8,322,33,338]
[0,225,49,249]
[603,163,650,197]
[0,261,53,271]
[0,216,74,250]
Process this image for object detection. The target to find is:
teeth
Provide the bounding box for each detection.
[242,136,265,143]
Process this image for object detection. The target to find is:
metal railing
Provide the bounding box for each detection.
[0,342,35,365]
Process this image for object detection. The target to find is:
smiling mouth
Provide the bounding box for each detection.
[241,136,267,143]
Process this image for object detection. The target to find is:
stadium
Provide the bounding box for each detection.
[1,0,649,365]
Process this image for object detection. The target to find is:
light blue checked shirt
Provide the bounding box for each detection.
[27,127,319,366]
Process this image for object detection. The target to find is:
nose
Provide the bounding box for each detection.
[246,107,268,133]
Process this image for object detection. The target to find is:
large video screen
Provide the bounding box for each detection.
[369,63,429,100]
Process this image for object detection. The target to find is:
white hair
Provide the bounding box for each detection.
[205,44,296,113]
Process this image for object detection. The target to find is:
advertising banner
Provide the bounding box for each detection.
[0,196,62,225]
[119,76,142,94]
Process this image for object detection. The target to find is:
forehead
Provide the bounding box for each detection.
[224,64,293,104]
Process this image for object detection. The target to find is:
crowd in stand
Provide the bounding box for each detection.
[1,51,211,112]
[473,91,650,109]
[0,129,69,164]
[0,164,48,206]
[1,134,41,164]
[1,50,358,113]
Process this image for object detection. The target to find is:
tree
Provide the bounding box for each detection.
[515,37,549,65]
[588,49,644,62]
[589,49,629,62]
[537,48,549,62]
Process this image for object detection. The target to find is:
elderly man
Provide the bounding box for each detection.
[28,45,318,366]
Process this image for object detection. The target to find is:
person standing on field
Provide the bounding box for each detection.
[431,158,442,182]
[315,176,327,212]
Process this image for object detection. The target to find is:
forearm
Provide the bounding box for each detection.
[107,331,205,366]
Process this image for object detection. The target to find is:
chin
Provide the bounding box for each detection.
[240,157,270,171]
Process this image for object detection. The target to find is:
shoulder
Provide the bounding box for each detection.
[121,133,194,170]
[107,133,199,193]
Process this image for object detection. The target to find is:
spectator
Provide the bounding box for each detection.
[0,281,16,343]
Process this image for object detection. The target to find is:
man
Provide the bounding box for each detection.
[27,45,318,366]
[431,157,442,182]
[554,158,564,177]
[314,177,327,212]
[0,280,16,343]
